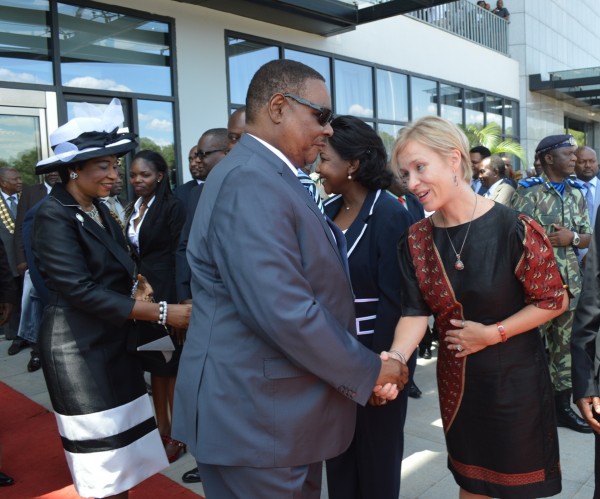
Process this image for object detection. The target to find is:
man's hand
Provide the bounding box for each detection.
[576,396,600,434]
[16,262,28,275]
[547,224,575,247]
[372,356,409,401]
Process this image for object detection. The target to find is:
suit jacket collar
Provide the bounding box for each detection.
[49,184,135,278]
[324,190,382,258]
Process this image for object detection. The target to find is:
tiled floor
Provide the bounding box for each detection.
[1,338,595,498]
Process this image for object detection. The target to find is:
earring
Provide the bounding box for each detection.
[70,172,78,180]
[347,174,352,180]
[452,171,458,186]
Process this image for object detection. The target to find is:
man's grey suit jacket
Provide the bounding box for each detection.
[172,134,381,468]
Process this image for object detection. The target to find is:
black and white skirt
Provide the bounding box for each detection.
[39,308,168,498]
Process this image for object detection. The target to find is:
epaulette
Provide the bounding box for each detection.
[517,177,543,188]
[567,178,583,189]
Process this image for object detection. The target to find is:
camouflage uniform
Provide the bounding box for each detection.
[511,173,591,391]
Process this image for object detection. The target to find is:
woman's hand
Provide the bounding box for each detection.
[134,274,154,302]
[166,303,192,330]
[445,319,496,357]
[368,393,390,407]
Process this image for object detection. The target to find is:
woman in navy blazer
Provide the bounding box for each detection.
[126,150,186,462]
[318,116,413,499]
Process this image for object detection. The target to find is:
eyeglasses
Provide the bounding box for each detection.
[196,149,226,160]
[283,93,334,127]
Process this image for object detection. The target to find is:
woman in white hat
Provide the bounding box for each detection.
[32,99,191,499]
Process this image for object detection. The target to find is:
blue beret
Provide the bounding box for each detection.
[535,134,577,155]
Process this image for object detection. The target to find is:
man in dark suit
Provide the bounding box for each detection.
[172,60,406,498]
[572,208,600,499]
[0,167,23,354]
[173,145,203,211]
[14,172,59,370]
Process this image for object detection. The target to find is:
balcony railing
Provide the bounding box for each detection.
[406,0,508,55]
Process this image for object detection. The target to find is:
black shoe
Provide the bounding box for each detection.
[0,471,14,486]
[182,467,201,483]
[555,390,593,434]
[422,347,432,359]
[408,382,422,399]
[7,339,28,356]
[27,351,41,372]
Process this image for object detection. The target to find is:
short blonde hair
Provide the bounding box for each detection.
[391,116,472,183]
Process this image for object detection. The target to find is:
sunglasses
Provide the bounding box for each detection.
[283,93,334,127]
[195,149,226,160]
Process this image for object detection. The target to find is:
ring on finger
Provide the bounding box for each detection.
[461,320,465,328]
[456,345,463,352]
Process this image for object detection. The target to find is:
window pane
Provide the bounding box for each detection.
[504,100,516,137]
[440,84,462,125]
[58,4,172,96]
[285,49,330,92]
[376,69,408,122]
[0,0,52,85]
[378,123,403,157]
[411,77,437,120]
[0,113,41,185]
[334,60,373,118]
[228,37,278,106]
[485,94,503,129]
[138,100,175,172]
[464,89,484,128]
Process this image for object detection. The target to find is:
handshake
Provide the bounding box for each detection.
[370,350,410,406]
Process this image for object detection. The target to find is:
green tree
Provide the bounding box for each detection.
[12,148,39,186]
[460,123,526,164]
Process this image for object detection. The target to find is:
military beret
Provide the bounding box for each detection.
[535,134,577,155]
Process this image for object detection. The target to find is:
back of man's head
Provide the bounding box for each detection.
[488,155,506,177]
[469,145,491,158]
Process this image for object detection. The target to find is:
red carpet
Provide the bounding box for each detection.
[0,382,202,498]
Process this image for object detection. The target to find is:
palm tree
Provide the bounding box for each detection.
[460,122,526,163]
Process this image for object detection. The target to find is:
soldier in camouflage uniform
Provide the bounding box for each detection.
[512,134,593,433]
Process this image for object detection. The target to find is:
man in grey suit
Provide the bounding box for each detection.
[172,59,407,498]
[479,154,515,206]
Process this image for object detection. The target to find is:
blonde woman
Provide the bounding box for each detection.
[384,116,565,499]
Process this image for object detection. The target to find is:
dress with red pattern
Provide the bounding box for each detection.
[399,202,563,499]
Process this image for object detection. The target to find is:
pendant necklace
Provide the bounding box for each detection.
[440,193,478,271]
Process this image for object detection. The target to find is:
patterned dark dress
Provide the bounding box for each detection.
[399,203,563,498]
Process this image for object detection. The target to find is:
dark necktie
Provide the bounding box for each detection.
[297,170,325,215]
[7,195,17,218]
[585,182,595,224]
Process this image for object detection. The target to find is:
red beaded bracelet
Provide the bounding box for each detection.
[496,322,507,343]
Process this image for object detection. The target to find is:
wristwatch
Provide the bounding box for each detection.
[572,231,581,247]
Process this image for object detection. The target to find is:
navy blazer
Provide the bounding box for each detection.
[174,179,202,213]
[172,133,382,468]
[0,238,17,304]
[325,190,412,353]
[175,183,203,302]
[15,183,47,268]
